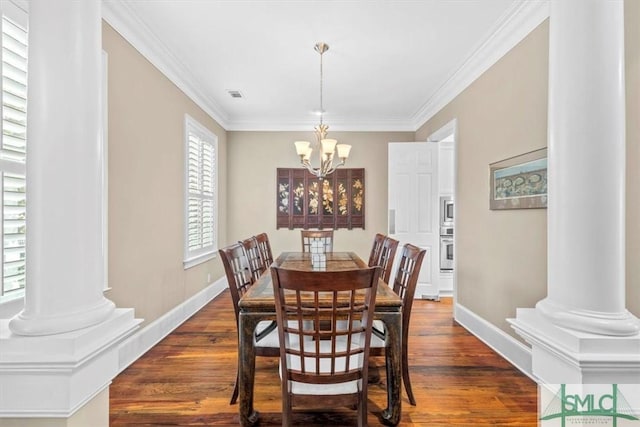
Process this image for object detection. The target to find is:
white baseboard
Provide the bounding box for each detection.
[115,281,534,386]
[117,277,227,372]
[454,302,535,382]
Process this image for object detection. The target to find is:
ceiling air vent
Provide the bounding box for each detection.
[227,90,244,99]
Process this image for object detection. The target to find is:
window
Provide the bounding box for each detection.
[183,115,217,268]
[0,3,27,302]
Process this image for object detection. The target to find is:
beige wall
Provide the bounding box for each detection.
[625,0,640,317]
[416,21,550,337]
[226,131,412,261]
[102,22,227,326]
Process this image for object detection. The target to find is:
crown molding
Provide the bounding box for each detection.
[410,0,549,130]
[224,118,417,132]
[101,0,230,129]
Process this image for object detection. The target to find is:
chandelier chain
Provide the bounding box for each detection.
[319,47,324,126]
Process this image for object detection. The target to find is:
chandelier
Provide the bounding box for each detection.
[294,42,351,180]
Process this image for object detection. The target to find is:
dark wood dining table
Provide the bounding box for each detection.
[237,251,403,426]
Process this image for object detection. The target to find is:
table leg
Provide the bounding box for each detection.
[238,312,260,426]
[380,311,402,426]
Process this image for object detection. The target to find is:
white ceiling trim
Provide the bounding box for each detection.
[223,118,417,133]
[101,0,549,133]
[224,121,417,132]
[101,0,231,129]
[410,0,550,130]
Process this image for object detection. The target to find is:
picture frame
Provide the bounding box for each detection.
[489,148,547,210]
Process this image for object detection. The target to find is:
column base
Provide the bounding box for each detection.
[8,297,116,336]
[509,308,640,384]
[536,297,640,336]
[0,308,141,417]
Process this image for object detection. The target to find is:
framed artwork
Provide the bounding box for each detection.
[277,168,365,229]
[489,148,547,210]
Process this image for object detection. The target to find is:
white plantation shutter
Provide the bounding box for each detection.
[184,115,217,267]
[0,7,27,298]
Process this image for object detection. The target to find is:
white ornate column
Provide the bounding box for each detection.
[8,0,114,336]
[0,0,140,422]
[510,0,640,384]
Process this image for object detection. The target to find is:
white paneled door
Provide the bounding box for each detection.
[388,142,439,298]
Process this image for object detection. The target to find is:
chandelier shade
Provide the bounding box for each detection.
[294,42,351,180]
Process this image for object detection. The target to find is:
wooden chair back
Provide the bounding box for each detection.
[219,243,254,325]
[219,242,279,405]
[392,243,426,326]
[240,236,267,281]
[301,229,334,253]
[270,265,381,427]
[383,242,426,406]
[367,234,399,283]
[254,232,274,266]
[378,236,400,283]
[367,233,386,267]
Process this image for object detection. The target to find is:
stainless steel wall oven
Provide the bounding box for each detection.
[439,196,454,271]
[440,236,453,270]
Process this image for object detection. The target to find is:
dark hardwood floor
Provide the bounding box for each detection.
[110,294,538,426]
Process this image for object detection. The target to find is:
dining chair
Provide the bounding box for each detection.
[254,232,274,267]
[301,229,334,253]
[367,233,386,267]
[370,243,426,406]
[369,235,399,284]
[270,265,381,427]
[219,243,280,405]
[239,236,267,281]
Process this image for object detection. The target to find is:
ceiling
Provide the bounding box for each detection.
[102,0,548,132]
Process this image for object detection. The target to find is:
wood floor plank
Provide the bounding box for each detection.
[110,293,538,426]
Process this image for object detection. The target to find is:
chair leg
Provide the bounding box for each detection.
[282,399,291,427]
[358,389,367,427]
[402,348,416,406]
[229,371,239,405]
